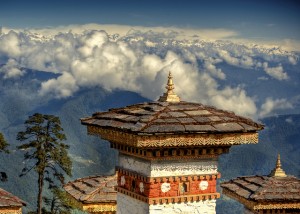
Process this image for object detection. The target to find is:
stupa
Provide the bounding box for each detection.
[81,71,264,214]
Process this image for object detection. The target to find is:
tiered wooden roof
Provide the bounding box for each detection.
[0,188,26,208]
[221,155,300,211]
[64,174,117,204]
[81,101,263,135]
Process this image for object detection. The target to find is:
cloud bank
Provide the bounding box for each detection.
[0,25,299,118]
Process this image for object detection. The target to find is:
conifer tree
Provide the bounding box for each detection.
[17,113,72,214]
[43,187,78,214]
[0,132,9,153]
[0,132,9,181]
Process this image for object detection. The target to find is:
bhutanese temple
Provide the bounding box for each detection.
[0,188,26,214]
[80,71,264,214]
[221,154,300,214]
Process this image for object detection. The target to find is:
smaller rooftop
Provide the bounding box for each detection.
[0,188,26,208]
[221,154,300,211]
[63,174,117,204]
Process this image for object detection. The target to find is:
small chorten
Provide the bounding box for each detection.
[269,153,287,177]
[158,71,180,102]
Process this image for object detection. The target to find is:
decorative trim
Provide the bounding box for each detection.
[116,187,149,203]
[87,126,258,148]
[116,166,220,183]
[254,203,300,210]
[148,193,220,205]
[118,153,218,177]
[83,204,117,212]
[113,142,230,160]
[222,186,300,211]
[116,187,220,205]
[0,208,22,214]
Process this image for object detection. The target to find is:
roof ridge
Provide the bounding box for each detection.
[139,105,169,132]
[229,177,261,196]
[79,176,117,202]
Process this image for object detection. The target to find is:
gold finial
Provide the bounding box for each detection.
[158,71,180,102]
[269,154,287,177]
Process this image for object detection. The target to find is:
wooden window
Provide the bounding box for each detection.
[178,182,189,195]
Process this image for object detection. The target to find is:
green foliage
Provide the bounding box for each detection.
[43,187,78,214]
[0,132,9,182]
[0,132,9,153]
[17,113,72,214]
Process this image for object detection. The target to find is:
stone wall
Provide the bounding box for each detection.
[116,193,148,214]
[118,154,218,177]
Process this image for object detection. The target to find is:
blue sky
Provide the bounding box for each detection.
[1,0,299,40]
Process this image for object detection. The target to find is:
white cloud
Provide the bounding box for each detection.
[39,72,79,98]
[210,86,257,118]
[218,50,239,66]
[285,117,293,124]
[0,58,25,79]
[1,25,299,118]
[288,56,297,65]
[259,97,293,118]
[262,62,288,80]
[1,24,239,41]
[258,76,269,81]
[203,60,226,80]
[0,31,21,58]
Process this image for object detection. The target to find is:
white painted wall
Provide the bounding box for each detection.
[149,199,216,214]
[117,192,149,214]
[116,192,216,214]
[118,154,218,177]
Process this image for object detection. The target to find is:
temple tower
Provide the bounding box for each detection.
[81,72,263,214]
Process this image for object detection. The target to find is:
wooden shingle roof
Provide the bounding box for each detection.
[63,174,117,204]
[0,188,26,208]
[81,101,263,135]
[221,175,300,202]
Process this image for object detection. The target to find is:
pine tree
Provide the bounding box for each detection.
[0,132,9,153]
[43,187,78,214]
[17,113,72,214]
[0,132,9,181]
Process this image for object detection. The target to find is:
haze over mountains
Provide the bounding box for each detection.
[0,26,300,212]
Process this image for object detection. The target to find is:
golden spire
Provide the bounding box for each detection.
[158,71,180,102]
[269,154,287,177]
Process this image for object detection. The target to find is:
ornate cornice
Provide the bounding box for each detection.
[87,126,258,148]
[254,203,300,210]
[116,187,220,205]
[83,203,117,212]
[116,166,220,183]
[112,142,230,160]
[222,188,300,211]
